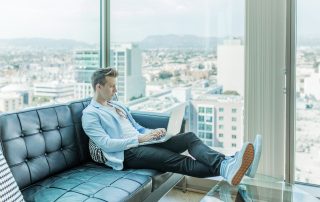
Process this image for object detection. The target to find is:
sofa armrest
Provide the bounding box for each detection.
[131,111,170,130]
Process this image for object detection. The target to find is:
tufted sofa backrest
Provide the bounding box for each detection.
[0,98,91,189]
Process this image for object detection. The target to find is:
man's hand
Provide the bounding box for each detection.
[138,128,166,143]
[156,128,166,136]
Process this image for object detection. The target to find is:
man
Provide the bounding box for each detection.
[82,67,262,186]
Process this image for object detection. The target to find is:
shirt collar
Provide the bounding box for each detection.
[90,99,113,108]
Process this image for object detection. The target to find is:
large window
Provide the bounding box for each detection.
[295,0,320,185]
[110,0,245,154]
[0,0,100,113]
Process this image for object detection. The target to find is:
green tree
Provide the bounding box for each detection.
[223,91,240,96]
[198,64,205,69]
[159,71,173,79]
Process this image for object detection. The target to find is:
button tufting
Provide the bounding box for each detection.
[44,153,47,156]
[39,129,42,133]
[60,148,63,151]
[21,133,24,137]
[57,126,60,129]
[25,159,28,162]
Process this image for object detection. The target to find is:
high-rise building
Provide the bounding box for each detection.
[217,39,244,96]
[191,95,244,155]
[74,45,146,102]
[110,43,146,102]
[74,50,100,99]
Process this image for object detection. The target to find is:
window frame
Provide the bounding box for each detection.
[285,0,296,184]
[101,0,110,68]
[287,0,320,187]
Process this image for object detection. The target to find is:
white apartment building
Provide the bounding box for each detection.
[110,43,146,103]
[74,83,94,100]
[296,67,314,98]
[304,72,320,100]
[0,93,23,112]
[191,95,244,155]
[34,82,74,99]
[0,84,31,109]
[217,39,244,96]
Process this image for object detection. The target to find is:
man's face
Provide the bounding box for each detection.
[97,76,117,101]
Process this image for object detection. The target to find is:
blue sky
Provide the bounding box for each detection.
[0,0,319,43]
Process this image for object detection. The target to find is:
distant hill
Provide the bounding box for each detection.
[138,34,320,50]
[1,36,319,51]
[0,38,96,50]
[139,35,225,50]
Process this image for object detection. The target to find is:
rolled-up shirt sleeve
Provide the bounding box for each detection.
[82,111,139,152]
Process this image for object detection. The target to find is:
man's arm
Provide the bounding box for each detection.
[82,111,139,152]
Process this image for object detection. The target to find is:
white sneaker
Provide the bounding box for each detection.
[220,142,254,186]
[246,134,262,178]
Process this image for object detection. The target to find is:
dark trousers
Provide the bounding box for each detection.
[124,132,225,177]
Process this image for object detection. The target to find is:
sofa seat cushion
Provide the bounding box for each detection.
[21,163,152,202]
[128,169,173,191]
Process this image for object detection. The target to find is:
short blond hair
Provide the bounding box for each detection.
[91,67,118,91]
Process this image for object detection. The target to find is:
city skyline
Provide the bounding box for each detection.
[1,40,320,184]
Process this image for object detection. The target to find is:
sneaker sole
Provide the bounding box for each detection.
[247,135,262,178]
[231,143,254,186]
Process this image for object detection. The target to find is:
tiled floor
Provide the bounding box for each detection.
[159,188,205,202]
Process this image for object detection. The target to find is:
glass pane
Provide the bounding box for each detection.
[199,107,205,113]
[0,0,100,113]
[206,116,213,122]
[206,124,212,131]
[295,0,320,184]
[206,107,213,113]
[110,0,244,154]
[198,115,205,122]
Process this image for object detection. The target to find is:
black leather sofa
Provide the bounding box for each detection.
[0,98,183,202]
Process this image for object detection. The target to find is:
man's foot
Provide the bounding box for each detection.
[246,134,262,178]
[220,142,254,186]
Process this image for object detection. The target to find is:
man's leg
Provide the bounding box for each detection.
[157,132,225,174]
[158,132,255,186]
[124,145,220,178]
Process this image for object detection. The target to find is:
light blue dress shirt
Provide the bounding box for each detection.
[82,99,150,170]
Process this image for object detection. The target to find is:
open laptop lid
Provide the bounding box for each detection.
[166,104,185,135]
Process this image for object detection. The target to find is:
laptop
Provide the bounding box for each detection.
[139,104,186,146]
